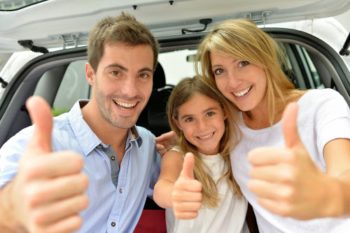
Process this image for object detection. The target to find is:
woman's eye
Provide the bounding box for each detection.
[238,60,250,68]
[213,68,223,76]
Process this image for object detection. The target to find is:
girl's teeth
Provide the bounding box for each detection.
[198,133,213,140]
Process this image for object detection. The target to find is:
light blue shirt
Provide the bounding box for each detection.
[0,101,161,233]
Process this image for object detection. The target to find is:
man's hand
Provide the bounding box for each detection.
[248,102,328,219]
[155,131,177,156]
[9,96,89,233]
[172,153,202,219]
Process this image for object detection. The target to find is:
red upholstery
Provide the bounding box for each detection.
[134,209,167,233]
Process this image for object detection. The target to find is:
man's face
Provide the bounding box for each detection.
[86,42,154,129]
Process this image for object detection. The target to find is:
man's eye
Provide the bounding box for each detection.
[110,70,120,77]
[140,73,151,80]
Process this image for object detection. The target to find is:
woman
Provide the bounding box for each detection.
[196,18,350,233]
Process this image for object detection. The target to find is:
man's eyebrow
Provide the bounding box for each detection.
[105,64,127,71]
[104,64,153,73]
[140,67,154,73]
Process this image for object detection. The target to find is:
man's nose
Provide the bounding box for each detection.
[121,76,138,96]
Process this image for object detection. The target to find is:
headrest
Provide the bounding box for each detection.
[153,62,166,90]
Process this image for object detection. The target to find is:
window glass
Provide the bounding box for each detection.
[298,46,323,89]
[53,60,89,115]
[159,49,197,85]
[0,0,47,11]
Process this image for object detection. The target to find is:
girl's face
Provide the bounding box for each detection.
[210,51,267,114]
[176,93,226,155]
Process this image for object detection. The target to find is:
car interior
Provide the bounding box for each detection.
[0,26,350,232]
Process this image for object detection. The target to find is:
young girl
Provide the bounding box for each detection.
[153,77,249,233]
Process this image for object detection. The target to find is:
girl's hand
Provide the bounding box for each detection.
[172,153,202,219]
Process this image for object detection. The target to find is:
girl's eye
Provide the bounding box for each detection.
[238,60,250,68]
[184,117,193,123]
[213,68,224,76]
[206,111,216,117]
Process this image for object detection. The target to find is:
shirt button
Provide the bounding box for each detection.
[111,156,115,161]
[111,221,116,227]
[119,188,123,193]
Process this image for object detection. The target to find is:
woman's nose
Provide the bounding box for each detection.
[226,70,242,88]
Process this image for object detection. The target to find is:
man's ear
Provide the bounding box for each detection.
[85,63,95,85]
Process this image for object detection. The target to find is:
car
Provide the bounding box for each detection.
[0,0,349,232]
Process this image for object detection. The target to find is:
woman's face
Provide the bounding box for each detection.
[210,51,267,113]
[175,93,226,155]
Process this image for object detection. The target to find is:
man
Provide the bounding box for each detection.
[0,13,160,233]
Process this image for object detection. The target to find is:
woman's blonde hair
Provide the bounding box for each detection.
[196,19,301,125]
[167,76,242,207]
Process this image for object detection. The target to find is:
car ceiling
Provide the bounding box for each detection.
[0,0,349,52]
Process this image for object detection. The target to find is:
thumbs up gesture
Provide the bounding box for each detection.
[248,103,328,220]
[172,152,202,219]
[9,96,89,233]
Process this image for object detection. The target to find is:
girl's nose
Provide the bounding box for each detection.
[197,119,208,130]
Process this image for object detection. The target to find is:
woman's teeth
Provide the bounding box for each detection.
[234,86,251,97]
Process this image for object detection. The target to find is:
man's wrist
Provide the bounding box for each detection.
[0,182,25,232]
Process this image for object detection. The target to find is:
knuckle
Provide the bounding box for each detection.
[25,186,41,207]
[78,195,89,210]
[279,203,293,217]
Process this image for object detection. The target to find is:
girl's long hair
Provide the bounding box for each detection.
[167,76,242,207]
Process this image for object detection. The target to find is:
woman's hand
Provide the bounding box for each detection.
[247,103,339,219]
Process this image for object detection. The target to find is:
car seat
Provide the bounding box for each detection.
[137,62,173,136]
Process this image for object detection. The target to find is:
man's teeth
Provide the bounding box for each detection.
[114,100,136,109]
[234,87,251,97]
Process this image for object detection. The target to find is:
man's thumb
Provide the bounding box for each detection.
[26,96,53,154]
[180,152,195,179]
[282,102,301,148]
